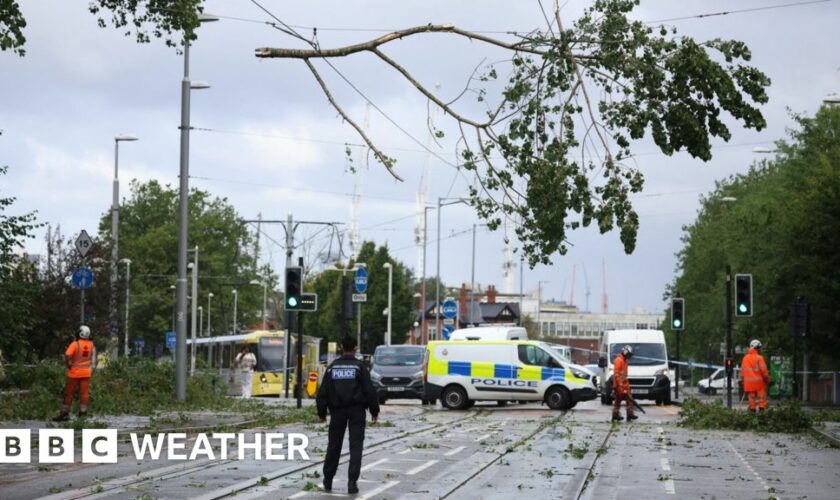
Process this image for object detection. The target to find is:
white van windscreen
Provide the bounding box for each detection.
[610,343,666,366]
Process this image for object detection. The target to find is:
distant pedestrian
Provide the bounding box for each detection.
[612,345,638,421]
[235,345,257,398]
[53,325,96,421]
[317,336,379,494]
[740,339,771,412]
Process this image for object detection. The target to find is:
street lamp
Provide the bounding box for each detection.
[119,258,131,357]
[170,285,176,333]
[176,12,219,401]
[721,196,737,408]
[824,93,840,105]
[436,197,468,341]
[232,289,238,335]
[111,134,138,360]
[207,292,214,336]
[383,262,393,346]
[537,280,550,338]
[250,280,268,330]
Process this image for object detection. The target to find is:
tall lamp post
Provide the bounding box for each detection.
[111,134,138,360]
[436,197,468,341]
[721,196,737,408]
[383,262,393,345]
[207,292,214,336]
[170,285,176,333]
[119,258,131,356]
[250,280,268,329]
[232,289,238,335]
[176,13,219,401]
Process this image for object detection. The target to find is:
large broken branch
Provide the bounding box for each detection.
[255,24,546,59]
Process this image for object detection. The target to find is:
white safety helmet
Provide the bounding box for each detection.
[79,325,91,339]
[749,339,762,349]
[621,345,634,357]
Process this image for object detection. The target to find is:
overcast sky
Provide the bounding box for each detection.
[2,0,838,314]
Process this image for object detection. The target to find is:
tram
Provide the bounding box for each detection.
[188,330,321,397]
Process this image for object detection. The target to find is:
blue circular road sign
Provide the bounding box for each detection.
[442,298,458,319]
[71,267,94,290]
[355,266,368,293]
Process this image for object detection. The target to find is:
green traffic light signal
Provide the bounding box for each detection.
[671,298,684,331]
[738,303,748,314]
[287,296,298,308]
[735,274,753,317]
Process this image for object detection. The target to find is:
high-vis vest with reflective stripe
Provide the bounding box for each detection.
[612,353,630,391]
[740,348,769,392]
[66,339,95,378]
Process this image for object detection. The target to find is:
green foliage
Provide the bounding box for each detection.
[0,165,43,358]
[95,180,268,347]
[454,1,769,265]
[1,1,205,57]
[678,398,812,433]
[0,359,230,420]
[665,106,840,370]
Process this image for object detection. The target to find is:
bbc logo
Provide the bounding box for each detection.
[1,429,118,463]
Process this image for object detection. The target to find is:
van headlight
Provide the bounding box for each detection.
[654,368,669,377]
[570,368,590,380]
[412,370,424,379]
[370,369,382,380]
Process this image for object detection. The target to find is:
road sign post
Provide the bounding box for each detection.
[441,297,458,340]
[354,266,367,349]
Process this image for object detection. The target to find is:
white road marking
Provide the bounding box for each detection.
[397,447,413,454]
[406,459,439,475]
[661,458,671,471]
[360,457,389,471]
[444,445,466,456]
[357,480,400,500]
[727,441,772,493]
[658,426,675,495]
[474,433,492,442]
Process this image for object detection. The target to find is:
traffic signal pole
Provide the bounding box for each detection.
[725,265,733,409]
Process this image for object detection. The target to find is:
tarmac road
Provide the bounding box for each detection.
[1,398,837,499]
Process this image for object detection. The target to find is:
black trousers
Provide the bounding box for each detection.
[323,405,367,482]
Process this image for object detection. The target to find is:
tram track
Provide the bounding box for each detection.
[35,406,478,500]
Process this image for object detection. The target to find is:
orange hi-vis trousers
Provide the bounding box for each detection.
[746,387,767,411]
[63,377,90,412]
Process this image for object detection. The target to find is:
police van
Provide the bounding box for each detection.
[423,340,598,410]
[448,325,527,341]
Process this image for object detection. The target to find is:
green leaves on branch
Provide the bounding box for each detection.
[457,0,769,266]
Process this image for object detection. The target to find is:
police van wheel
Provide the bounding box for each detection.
[546,386,571,410]
[442,385,469,410]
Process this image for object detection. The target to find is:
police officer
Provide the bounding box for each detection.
[316,336,379,494]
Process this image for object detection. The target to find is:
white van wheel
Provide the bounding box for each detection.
[546,386,571,410]
[442,385,469,410]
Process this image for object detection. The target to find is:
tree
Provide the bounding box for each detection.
[303,241,415,353]
[1,0,202,57]
[94,180,269,348]
[666,105,840,371]
[0,165,42,359]
[3,2,769,265]
[255,0,769,265]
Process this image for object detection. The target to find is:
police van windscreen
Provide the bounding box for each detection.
[610,343,666,366]
[374,347,425,366]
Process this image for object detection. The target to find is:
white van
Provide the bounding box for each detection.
[697,367,741,395]
[424,340,598,410]
[598,329,671,405]
[448,326,528,341]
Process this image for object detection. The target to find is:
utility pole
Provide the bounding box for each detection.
[725,265,733,409]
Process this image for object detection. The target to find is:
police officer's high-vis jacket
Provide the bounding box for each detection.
[316,355,380,418]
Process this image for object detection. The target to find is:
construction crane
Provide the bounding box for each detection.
[582,263,591,313]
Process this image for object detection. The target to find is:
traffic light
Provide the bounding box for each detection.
[725,357,734,375]
[734,274,753,317]
[671,298,685,330]
[285,266,302,310]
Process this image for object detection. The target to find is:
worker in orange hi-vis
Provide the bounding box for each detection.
[53,325,97,421]
[740,339,771,412]
[612,345,638,422]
